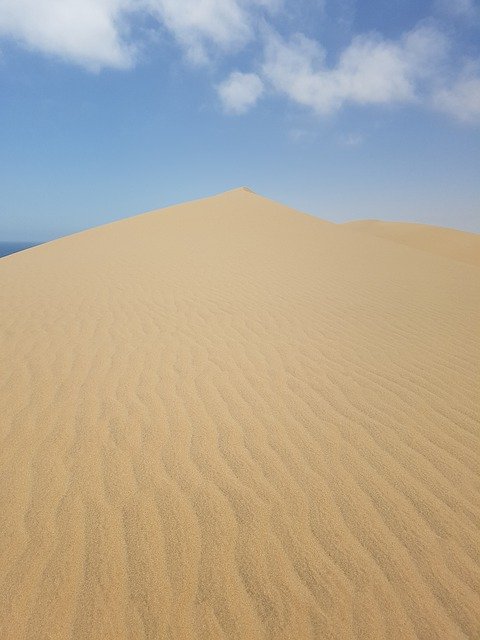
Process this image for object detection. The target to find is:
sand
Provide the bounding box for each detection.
[0,188,479,640]
[344,219,480,267]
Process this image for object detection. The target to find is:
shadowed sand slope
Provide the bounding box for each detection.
[344,219,480,266]
[1,188,479,640]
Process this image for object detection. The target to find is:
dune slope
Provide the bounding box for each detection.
[1,188,479,640]
[344,219,480,266]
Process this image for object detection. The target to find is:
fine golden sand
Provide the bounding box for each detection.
[1,188,479,640]
[344,219,480,267]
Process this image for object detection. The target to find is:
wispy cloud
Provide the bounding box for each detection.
[223,22,480,124]
[1,0,479,125]
[261,26,448,115]
[145,0,276,65]
[339,132,365,147]
[435,0,480,21]
[217,71,264,114]
[0,0,277,69]
[432,64,480,122]
[288,128,317,143]
[0,0,136,70]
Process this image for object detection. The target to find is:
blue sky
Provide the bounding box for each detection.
[1,0,479,241]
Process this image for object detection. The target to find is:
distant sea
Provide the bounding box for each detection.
[0,242,40,258]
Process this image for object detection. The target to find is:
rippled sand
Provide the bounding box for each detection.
[1,188,479,639]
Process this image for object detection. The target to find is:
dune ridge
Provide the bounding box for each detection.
[1,189,479,639]
[343,218,480,266]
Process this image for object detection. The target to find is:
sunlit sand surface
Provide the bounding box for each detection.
[1,189,479,639]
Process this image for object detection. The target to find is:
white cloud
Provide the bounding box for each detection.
[433,66,480,122]
[0,0,479,127]
[288,128,316,143]
[435,0,480,20]
[0,0,278,69]
[0,0,136,70]
[217,71,264,113]
[145,1,281,64]
[339,132,364,147]
[146,0,251,64]
[261,25,448,115]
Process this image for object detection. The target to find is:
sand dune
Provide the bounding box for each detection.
[1,188,479,640]
[344,219,480,266]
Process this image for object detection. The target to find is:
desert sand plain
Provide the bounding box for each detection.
[0,188,479,639]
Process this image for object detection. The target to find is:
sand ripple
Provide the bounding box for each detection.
[1,189,479,639]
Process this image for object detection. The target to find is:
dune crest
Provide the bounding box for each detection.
[1,189,479,639]
[344,218,480,266]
